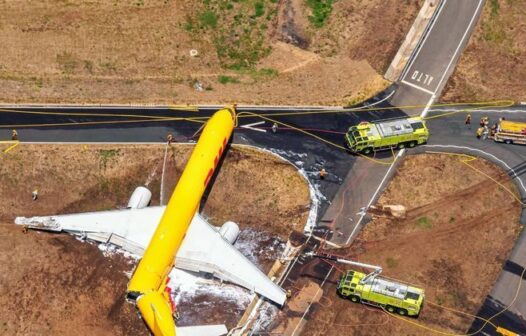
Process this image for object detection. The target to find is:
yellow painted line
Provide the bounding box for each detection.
[168,104,199,112]
[3,141,19,153]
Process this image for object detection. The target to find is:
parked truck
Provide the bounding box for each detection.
[494,120,526,145]
[307,252,425,317]
[345,117,429,154]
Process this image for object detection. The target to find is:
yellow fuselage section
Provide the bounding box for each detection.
[127,108,235,336]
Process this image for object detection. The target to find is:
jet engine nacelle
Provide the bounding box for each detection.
[127,186,152,209]
[219,221,240,244]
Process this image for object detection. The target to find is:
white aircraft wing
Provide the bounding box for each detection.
[15,207,286,305]
[15,206,165,255]
[175,214,286,305]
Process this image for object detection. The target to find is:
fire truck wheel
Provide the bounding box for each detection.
[349,295,361,303]
[408,141,416,148]
[361,147,373,155]
[505,139,513,144]
[398,308,408,316]
[386,305,396,313]
[397,142,406,149]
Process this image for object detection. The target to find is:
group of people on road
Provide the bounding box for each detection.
[466,114,505,140]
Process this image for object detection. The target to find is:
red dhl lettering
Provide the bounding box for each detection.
[204,138,227,186]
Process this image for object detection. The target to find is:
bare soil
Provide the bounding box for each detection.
[0,143,310,335]
[0,0,421,105]
[442,0,526,102]
[279,153,522,335]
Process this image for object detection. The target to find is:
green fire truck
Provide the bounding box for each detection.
[345,117,429,154]
[308,252,425,317]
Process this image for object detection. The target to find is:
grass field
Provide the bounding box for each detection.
[0,0,421,105]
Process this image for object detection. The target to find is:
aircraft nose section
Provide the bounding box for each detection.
[137,291,176,336]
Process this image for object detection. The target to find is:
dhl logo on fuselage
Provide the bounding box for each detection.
[204,137,228,187]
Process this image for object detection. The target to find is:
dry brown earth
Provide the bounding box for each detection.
[0,0,422,105]
[282,153,521,335]
[0,143,310,335]
[442,0,526,102]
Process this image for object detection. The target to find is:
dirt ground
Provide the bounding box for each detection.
[0,0,421,105]
[0,143,310,335]
[278,153,522,335]
[442,0,526,102]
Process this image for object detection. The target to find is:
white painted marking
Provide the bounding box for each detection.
[422,144,526,194]
[401,79,435,95]
[360,90,396,108]
[433,0,484,94]
[242,121,265,128]
[521,102,526,105]
[344,148,406,246]
[401,0,448,81]
[421,94,436,118]
[411,70,435,86]
[240,121,266,133]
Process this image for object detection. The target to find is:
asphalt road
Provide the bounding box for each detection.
[390,0,485,113]
[0,104,404,219]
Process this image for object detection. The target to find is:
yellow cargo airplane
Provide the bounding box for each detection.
[16,108,286,336]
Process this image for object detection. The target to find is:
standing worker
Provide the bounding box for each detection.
[32,188,39,201]
[465,114,471,129]
[319,168,327,180]
[272,122,278,134]
[11,129,18,141]
[167,133,174,145]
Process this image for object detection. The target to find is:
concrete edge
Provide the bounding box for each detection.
[385,0,440,82]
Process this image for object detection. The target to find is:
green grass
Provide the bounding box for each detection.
[254,1,265,17]
[489,0,500,18]
[187,1,278,70]
[416,216,433,229]
[199,10,218,28]
[218,75,240,84]
[99,149,120,170]
[306,0,334,28]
